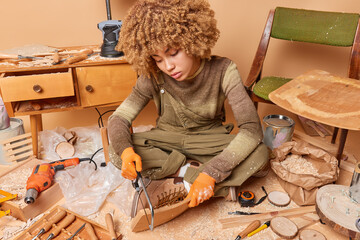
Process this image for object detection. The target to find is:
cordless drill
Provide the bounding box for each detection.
[97,0,123,58]
[24,158,96,204]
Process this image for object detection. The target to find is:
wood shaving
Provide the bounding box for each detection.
[17,56,53,68]
[0,167,32,207]
[0,44,57,56]
[281,154,319,175]
[0,213,44,240]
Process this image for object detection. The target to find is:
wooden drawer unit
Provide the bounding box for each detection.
[76,64,137,107]
[0,68,74,102]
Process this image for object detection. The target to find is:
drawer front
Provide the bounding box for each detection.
[0,69,74,102]
[76,64,137,107]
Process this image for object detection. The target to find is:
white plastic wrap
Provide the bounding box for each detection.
[55,162,127,216]
[39,125,134,216]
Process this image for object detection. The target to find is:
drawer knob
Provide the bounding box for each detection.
[33,84,42,93]
[85,85,94,92]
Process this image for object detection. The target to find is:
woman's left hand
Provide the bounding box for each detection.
[186,172,216,207]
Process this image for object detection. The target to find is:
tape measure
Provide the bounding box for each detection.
[238,187,268,207]
[238,191,255,207]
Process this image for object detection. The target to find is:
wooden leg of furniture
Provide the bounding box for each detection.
[331,127,339,144]
[36,114,43,132]
[100,127,110,164]
[29,115,39,158]
[336,129,348,165]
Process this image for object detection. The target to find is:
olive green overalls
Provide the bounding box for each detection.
[110,75,268,197]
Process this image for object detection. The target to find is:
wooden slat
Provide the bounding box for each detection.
[7,151,33,162]
[219,206,315,229]
[3,138,32,150]
[5,144,32,156]
[1,132,31,145]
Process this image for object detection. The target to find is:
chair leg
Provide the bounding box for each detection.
[331,127,339,144]
[336,129,348,165]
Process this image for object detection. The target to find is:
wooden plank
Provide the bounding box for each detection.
[269,69,360,131]
[219,205,316,229]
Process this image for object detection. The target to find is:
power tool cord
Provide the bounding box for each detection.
[95,107,115,128]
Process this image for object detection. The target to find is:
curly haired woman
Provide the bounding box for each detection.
[108,0,268,208]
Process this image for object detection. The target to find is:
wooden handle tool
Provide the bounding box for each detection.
[63,53,89,65]
[85,223,98,240]
[234,220,261,239]
[84,223,99,240]
[105,213,117,240]
[52,50,60,64]
[31,210,67,240]
[45,214,76,240]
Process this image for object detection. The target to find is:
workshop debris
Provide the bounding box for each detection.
[0,44,57,56]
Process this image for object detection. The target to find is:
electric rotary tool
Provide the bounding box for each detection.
[24,158,96,204]
[97,0,123,58]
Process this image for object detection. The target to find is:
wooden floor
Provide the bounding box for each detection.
[1,103,359,240]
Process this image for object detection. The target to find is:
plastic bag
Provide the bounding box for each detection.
[40,125,133,216]
[55,162,127,216]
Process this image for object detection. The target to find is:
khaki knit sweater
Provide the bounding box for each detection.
[108,56,263,182]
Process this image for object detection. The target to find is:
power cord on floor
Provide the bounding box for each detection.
[94,107,115,166]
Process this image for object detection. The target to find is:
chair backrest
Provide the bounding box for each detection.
[245,7,360,102]
[271,7,359,47]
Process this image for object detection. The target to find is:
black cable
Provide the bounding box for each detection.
[95,107,115,128]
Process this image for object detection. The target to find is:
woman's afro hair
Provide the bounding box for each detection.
[117,0,220,78]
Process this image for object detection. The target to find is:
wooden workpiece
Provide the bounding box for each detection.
[316,184,360,239]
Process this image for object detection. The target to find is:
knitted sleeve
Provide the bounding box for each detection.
[108,75,154,156]
[202,62,263,182]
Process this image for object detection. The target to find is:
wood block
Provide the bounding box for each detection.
[14,205,120,240]
[0,158,63,221]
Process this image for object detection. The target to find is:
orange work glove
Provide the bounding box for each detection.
[186,172,216,208]
[121,147,142,180]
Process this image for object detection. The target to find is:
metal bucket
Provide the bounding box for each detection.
[262,114,295,149]
[0,118,25,165]
[350,162,360,203]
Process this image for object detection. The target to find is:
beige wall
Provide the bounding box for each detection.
[1,0,359,132]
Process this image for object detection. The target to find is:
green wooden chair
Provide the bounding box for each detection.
[244,7,360,156]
